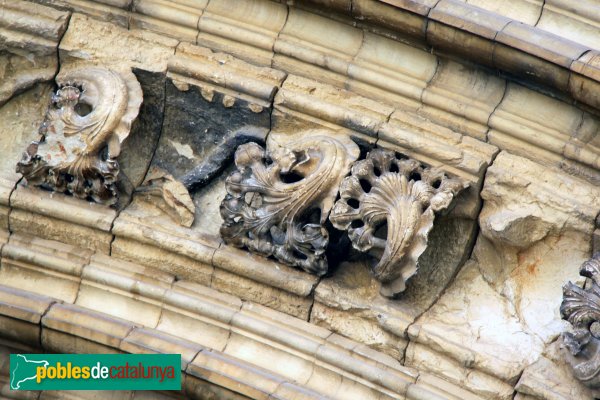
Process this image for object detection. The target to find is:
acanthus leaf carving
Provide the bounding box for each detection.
[329,148,467,297]
[16,64,143,206]
[561,254,600,389]
[219,134,357,275]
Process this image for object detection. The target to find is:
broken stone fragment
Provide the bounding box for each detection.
[136,167,196,228]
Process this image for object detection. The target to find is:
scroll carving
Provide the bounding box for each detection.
[561,254,600,390]
[16,65,143,205]
[219,135,357,275]
[329,149,467,297]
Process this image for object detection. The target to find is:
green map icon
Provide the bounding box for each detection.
[10,354,49,390]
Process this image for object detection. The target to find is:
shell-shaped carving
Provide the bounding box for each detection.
[16,64,142,205]
[329,148,467,297]
[561,253,600,389]
[220,134,357,275]
[53,66,143,154]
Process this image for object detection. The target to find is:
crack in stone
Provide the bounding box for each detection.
[37,300,58,350]
[533,0,546,27]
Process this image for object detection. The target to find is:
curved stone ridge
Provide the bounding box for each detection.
[330,148,467,297]
[16,64,143,205]
[0,235,485,400]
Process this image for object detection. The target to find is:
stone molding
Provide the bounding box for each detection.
[0,1,69,106]
[44,3,600,190]
[0,234,485,400]
[10,185,116,254]
[27,0,600,115]
[167,42,287,108]
[0,1,69,232]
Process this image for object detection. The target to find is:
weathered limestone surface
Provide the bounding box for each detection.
[458,0,543,25]
[153,43,285,181]
[419,60,506,142]
[0,84,51,231]
[199,0,287,66]
[311,215,479,360]
[131,0,207,42]
[0,241,458,399]
[271,74,389,147]
[347,32,437,110]
[537,1,600,51]
[0,284,54,348]
[0,1,69,106]
[59,13,177,71]
[447,0,600,53]
[34,0,132,28]
[26,0,600,112]
[515,340,594,400]
[407,152,600,397]
[0,233,92,303]
[274,8,364,86]
[4,1,600,399]
[10,186,116,253]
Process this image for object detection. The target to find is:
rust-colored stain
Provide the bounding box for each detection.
[58,143,66,154]
[526,259,540,276]
[514,251,541,282]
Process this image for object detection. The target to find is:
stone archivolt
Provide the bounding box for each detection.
[16,65,143,205]
[4,1,600,399]
[330,148,467,297]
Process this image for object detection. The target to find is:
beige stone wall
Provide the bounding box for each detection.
[2,1,600,399]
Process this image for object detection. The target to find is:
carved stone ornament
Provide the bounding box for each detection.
[561,254,600,390]
[220,135,357,275]
[329,148,467,297]
[136,167,196,228]
[16,64,143,205]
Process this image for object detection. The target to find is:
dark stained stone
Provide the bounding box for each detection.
[117,69,168,208]
[149,79,271,193]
